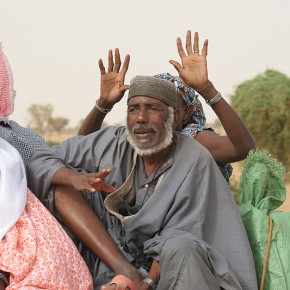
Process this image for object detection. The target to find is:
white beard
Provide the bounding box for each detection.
[126,107,174,156]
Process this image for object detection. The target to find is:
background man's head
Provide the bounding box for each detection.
[154,73,206,129]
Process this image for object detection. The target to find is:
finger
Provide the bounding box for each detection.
[176,37,186,58]
[89,177,102,184]
[169,60,183,74]
[193,31,200,54]
[98,59,106,75]
[185,30,193,55]
[114,48,121,72]
[120,54,130,75]
[80,182,99,192]
[201,39,208,57]
[95,169,112,178]
[102,185,116,193]
[119,84,129,93]
[107,49,114,72]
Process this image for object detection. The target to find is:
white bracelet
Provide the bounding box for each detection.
[205,92,222,106]
[142,277,157,289]
[95,99,112,114]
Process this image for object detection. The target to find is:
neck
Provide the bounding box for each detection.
[142,143,173,177]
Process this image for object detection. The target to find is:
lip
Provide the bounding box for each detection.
[134,128,155,134]
[134,131,153,138]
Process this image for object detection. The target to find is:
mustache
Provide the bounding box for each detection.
[133,124,157,133]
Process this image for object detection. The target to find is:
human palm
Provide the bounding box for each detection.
[100,71,126,103]
[98,48,130,105]
[170,31,209,90]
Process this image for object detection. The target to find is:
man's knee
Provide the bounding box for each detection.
[160,236,201,259]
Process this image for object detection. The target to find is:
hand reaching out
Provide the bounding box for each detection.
[98,48,130,107]
[169,30,209,90]
[71,169,116,193]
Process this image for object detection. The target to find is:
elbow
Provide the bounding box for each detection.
[246,136,256,154]
[238,139,256,161]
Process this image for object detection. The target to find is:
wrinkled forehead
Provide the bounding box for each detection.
[127,95,169,108]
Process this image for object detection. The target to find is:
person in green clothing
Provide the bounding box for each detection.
[239,150,290,290]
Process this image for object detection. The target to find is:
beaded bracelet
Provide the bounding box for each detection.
[0,273,9,288]
[142,277,157,289]
[95,99,112,114]
[205,92,222,106]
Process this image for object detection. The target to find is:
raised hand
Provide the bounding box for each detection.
[98,48,130,107]
[169,30,209,90]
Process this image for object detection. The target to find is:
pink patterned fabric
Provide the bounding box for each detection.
[0,191,93,290]
[0,43,16,123]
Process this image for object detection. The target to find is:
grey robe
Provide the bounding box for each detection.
[27,126,257,290]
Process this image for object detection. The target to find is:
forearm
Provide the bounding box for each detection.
[54,185,142,287]
[54,185,130,271]
[51,167,80,187]
[141,260,159,290]
[78,97,114,136]
[197,81,256,160]
[148,259,160,283]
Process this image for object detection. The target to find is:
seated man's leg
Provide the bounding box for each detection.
[54,185,142,288]
[158,236,220,290]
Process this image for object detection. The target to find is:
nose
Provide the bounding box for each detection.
[136,107,148,123]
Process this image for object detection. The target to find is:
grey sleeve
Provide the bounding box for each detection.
[26,128,113,198]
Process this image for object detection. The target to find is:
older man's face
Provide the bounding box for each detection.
[126,96,174,156]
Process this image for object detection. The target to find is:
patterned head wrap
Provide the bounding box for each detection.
[128,75,178,108]
[0,43,16,123]
[154,73,206,126]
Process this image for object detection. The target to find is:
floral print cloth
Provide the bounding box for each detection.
[0,191,93,290]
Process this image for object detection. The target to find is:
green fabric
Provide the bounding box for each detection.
[239,150,290,289]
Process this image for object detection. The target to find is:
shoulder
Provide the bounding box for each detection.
[180,123,213,139]
[2,120,47,144]
[175,131,213,160]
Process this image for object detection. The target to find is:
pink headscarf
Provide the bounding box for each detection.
[0,43,16,123]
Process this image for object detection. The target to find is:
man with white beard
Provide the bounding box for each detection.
[27,74,257,290]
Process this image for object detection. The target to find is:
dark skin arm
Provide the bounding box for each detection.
[0,271,9,290]
[79,31,255,164]
[139,260,160,290]
[51,167,116,193]
[0,280,5,290]
[78,48,130,135]
[54,185,142,290]
[51,167,143,289]
[169,30,256,163]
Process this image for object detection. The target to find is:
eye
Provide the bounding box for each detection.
[127,107,138,113]
[148,106,161,112]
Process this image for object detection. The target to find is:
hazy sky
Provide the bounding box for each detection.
[1,0,289,128]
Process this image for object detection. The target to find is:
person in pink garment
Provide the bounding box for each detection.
[0,43,48,167]
[0,43,111,289]
[0,137,97,289]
